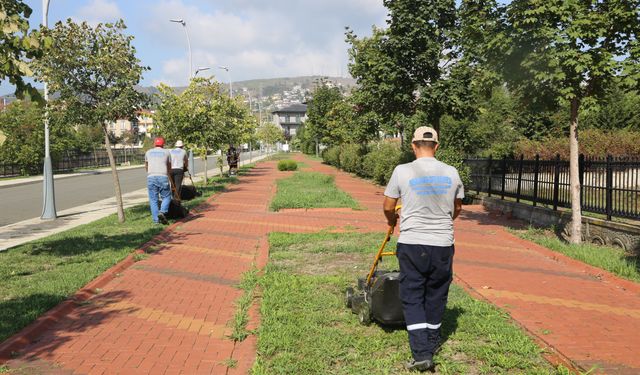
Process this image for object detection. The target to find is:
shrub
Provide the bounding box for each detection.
[514,128,640,159]
[436,147,472,189]
[362,141,402,185]
[339,144,365,173]
[277,160,298,171]
[322,146,341,167]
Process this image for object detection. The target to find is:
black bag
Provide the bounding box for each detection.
[166,199,189,219]
[181,185,201,201]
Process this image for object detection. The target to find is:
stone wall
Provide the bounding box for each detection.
[474,195,640,255]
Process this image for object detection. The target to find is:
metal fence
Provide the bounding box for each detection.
[0,148,146,178]
[52,149,146,172]
[466,155,640,221]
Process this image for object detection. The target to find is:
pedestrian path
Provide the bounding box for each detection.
[1,154,638,374]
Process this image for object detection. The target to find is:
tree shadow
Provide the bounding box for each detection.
[2,290,134,362]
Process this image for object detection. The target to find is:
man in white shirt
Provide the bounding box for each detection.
[383,126,464,371]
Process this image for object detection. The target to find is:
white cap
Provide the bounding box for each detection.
[411,126,439,144]
[175,140,184,147]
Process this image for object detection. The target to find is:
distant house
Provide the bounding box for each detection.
[106,110,155,147]
[272,103,307,139]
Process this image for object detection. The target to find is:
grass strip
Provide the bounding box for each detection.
[510,227,640,282]
[270,171,360,211]
[0,165,253,343]
[230,265,259,341]
[254,231,570,374]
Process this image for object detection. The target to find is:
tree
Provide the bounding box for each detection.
[494,0,640,243]
[305,79,344,145]
[0,0,46,100]
[34,19,149,223]
[256,123,284,150]
[0,100,76,174]
[346,27,414,139]
[154,78,255,182]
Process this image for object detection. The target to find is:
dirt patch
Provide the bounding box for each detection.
[274,251,370,276]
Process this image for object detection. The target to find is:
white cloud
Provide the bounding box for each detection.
[74,0,123,26]
[146,0,387,86]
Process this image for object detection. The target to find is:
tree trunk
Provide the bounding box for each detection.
[433,115,441,134]
[203,150,208,184]
[103,125,126,223]
[569,98,581,244]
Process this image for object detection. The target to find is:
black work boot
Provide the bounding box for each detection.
[404,358,434,372]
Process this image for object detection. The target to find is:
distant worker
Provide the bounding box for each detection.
[382,127,464,372]
[226,145,239,176]
[170,140,188,198]
[145,137,172,225]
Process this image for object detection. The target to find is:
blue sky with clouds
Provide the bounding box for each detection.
[1,0,388,95]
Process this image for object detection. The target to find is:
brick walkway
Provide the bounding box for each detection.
[2,154,639,374]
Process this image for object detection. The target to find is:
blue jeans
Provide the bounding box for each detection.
[147,175,171,223]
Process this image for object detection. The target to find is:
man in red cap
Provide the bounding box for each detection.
[145,137,172,224]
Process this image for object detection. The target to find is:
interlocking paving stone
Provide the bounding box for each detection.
[3,155,639,374]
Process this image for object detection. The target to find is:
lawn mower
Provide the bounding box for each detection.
[345,225,404,326]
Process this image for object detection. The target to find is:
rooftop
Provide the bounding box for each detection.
[272,103,307,114]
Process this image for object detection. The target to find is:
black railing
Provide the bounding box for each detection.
[466,155,640,221]
[52,149,146,172]
[0,148,146,178]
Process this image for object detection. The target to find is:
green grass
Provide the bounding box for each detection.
[0,165,254,343]
[270,172,360,211]
[267,153,297,161]
[511,227,640,282]
[253,231,569,374]
[231,265,259,341]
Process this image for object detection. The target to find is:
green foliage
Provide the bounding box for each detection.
[321,146,341,168]
[305,78,344,144]
[0,100,77,174]
[270,172,359,211]
[514,128,640,159]
[154,78,255,156]
[34,19,149,130]
[436,147,472,189]
[338,143,365,174]
[0,0,46,100]
[256,122,285,147]
[362,141,402,185]
[277,160,298,171]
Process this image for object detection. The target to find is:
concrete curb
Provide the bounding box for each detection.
[0,159,267,364]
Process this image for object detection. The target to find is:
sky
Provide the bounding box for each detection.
[1,0,388,96]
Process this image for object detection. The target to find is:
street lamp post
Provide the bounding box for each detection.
[194,66,210,77]
[218,66,232,98]
[171,18,195,174]
[170,19,192,81]
[41,0,56,220]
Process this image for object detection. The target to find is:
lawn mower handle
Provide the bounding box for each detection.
[365,225,395,286]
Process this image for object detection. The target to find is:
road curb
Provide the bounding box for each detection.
[0,159,264,364]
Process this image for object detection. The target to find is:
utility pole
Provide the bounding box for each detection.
[41,0,57,220]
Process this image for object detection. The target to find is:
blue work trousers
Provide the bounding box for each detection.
[397,242,454,361]
[147,175,171,223]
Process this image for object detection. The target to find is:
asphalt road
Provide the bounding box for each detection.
[0,152,257,226]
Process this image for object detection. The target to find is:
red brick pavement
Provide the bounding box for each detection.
[2,155,639,374]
